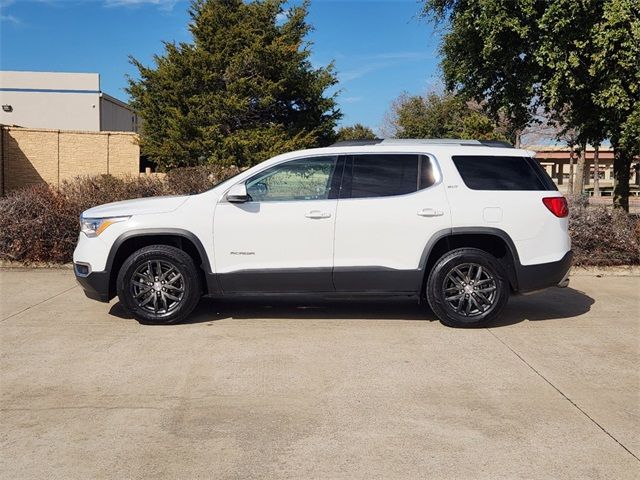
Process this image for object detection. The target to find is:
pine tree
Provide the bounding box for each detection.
[128,0,341,169]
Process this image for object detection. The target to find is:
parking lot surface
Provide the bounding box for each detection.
[1,269,639,479]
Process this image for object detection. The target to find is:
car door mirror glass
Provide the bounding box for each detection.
[247,181,268,199]
[226,183,250,203]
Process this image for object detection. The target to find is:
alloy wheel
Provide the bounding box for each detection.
[442,263,498,317]
[131,260,185,315]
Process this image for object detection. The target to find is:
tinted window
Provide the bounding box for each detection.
[344,154,435,199]
[420,155,437,190]
[452,155,556,191]
[246,156,338,202]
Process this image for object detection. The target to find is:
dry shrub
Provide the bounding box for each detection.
[568,199,640,266]
[3,169,638,266]
[61,175,168,212]
[0,166,239,263]
[164,165,241,195]
[0,185,78,263]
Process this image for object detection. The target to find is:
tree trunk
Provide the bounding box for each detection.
[568,148,575,195]
[573,144,587,196]
[514,130,521,149]
[613,148,631,212]
[593,144,600,197]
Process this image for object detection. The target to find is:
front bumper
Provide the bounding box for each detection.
[516,250,573,293]
[74,264,112,302]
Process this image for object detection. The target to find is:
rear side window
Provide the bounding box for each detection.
[342,154,436,199]
[452,155,557,191]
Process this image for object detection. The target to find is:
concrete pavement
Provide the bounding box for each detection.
[1,269,639,479]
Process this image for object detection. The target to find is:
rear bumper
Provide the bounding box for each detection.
[74,264,112,303]
[516,250,573,293]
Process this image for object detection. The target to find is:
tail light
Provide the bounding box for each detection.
[542,197,569,218]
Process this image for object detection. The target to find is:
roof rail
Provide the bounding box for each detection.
[476,140,514,148]
[331,139,384,147]
[330,138,513,148]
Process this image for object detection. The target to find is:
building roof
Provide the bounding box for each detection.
[0,70,132,110]
[0,70,100,93]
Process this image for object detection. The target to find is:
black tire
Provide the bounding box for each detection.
[426,248,509,328]
[116,245,202,325]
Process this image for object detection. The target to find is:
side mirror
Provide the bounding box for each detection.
[226,183,250,203]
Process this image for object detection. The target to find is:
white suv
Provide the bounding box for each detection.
[73,139,572,327]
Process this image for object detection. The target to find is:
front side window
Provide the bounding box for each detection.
[246,156,338,202]
[342,154,436,199]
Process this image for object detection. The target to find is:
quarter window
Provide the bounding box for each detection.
[246,156,338,202]
[452,155,557,191]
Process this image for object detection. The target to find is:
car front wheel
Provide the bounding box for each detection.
[426,248,510,328]
[116,245,202,325]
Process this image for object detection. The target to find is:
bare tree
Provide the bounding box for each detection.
[593,144,600,197]
[378,93,407,138]
[520,107,563,146]
[574,142,588,196]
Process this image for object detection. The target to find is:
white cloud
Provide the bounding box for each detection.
[339,51,435,83]
[0,0,18,24]
[0,0,179,8]
[275,10,288,23]
[340,64,382,82]
[341,96,363,104]
[104,0,179,11]
[366,51,432,61]
[0,13,19,24]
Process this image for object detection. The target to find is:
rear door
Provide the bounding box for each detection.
[332,153,451,292]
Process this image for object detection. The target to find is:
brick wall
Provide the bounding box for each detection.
[0,126,140,194]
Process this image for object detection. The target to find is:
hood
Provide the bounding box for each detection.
[82,195,190,218]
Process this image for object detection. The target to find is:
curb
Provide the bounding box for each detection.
[0,261,73,270]
[570,266,640,277]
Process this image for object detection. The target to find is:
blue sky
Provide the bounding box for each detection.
[0,0,443,132]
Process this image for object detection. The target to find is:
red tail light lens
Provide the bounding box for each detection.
[542,197,569,218]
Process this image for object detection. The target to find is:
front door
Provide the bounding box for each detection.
[213,155,341,293]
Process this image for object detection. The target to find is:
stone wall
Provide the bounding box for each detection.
[0,126,140,194]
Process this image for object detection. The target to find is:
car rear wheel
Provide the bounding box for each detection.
[117,245,202,325]
[426,248,509,328]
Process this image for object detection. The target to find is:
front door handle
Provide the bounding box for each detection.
[305,210,331,219]
[417,208,444,217]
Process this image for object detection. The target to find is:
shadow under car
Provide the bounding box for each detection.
[108,286,594,328]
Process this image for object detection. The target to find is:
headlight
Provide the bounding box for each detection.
[80,216,130,237]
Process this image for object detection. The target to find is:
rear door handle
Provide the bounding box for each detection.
[417,208,444,217]
[305,210,331,219]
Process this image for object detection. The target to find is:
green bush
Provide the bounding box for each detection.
[0,166,239,263]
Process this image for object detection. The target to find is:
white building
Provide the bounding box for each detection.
[0,71,139,132]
